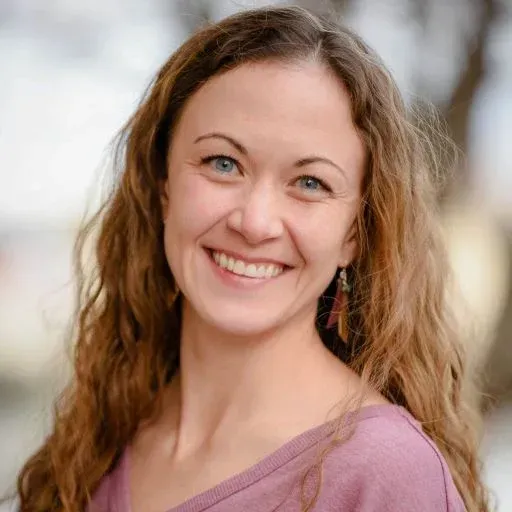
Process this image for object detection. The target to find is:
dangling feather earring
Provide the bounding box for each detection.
[326,267,351,342]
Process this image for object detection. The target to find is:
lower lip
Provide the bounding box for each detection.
[204,249,285,289]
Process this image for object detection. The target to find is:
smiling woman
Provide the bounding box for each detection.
[12,5,489,512]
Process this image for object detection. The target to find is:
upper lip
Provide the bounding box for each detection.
[207,247,291,268]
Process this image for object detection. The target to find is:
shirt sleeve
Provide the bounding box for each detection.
[353,433,466,512]
[321,411,467,512]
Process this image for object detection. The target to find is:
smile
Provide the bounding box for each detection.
[211,250,285,279]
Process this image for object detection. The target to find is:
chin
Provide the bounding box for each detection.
[196,302,287,339]
[210,315,282,338]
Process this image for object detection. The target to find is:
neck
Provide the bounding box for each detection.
[162,300,356,457]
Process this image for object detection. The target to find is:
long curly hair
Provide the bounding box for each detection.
[13,6,489,511]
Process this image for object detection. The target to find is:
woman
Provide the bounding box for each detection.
[14,5,489,512]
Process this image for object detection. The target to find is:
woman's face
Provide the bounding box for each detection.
[162,60,365,336]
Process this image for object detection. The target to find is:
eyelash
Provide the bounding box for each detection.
[200,154,237,165]
[296,175,332,193]
[199,154,332,193]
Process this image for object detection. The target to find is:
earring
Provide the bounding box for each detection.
[167,284,180,309]
[326,267,351,342]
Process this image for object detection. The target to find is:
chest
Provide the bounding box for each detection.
[128,437,288,512]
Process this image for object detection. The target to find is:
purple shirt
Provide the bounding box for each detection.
[88,404,465,511]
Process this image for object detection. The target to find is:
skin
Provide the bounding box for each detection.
[129,60,385,511]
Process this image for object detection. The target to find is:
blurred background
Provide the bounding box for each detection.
[0,0,510,509]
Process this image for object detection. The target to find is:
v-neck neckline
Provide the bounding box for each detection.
[119,404,404,512]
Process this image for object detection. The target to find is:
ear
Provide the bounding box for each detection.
[339,220,359,267]
[159,179,169,222]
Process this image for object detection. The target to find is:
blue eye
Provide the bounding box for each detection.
[202,155,238,174]
[296,175,329,192]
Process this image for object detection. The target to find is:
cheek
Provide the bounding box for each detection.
[165,173,232,241]
[290,207,351,267]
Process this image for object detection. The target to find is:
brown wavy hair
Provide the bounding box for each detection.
[12,5,489,511]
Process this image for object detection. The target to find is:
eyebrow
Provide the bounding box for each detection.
[194,132,248,155]
[194,132,348,179]
[295,156,348,180]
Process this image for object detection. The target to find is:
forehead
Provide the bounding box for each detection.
[173,60,366,176]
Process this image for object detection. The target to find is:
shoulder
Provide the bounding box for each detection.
[87,451,128,512]
[319,405,465,512]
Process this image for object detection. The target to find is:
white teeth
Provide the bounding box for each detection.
[256,265,267,278]
[245,264,258,277]
[233,260,245,275]
[211,251,284,279]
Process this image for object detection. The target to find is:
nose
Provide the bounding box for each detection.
[226,180,284,245]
